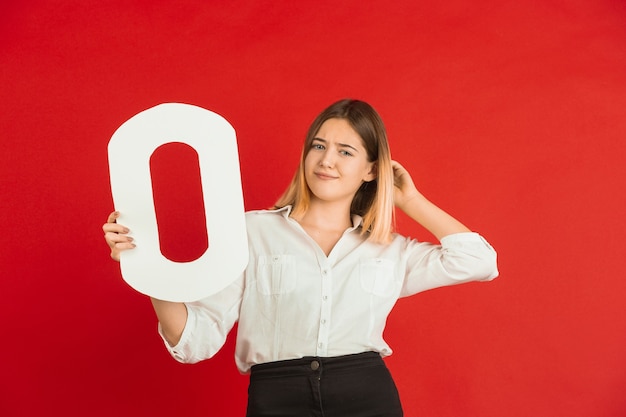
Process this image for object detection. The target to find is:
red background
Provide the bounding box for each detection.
[2,1,626,416]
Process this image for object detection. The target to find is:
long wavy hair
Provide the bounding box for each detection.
[273,99,394,243]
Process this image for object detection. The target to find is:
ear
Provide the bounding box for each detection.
[363,161,377,182]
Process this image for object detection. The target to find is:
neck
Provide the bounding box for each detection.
[294,198,353,231]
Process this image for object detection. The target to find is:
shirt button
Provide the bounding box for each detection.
[321,319,327,324]
[311,360,320,371]
[322,295,328,301]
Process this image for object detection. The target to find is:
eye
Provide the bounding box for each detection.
[311,143,325,150]
[339,149,353,157]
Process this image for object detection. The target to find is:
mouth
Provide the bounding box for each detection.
[314,171,338,180]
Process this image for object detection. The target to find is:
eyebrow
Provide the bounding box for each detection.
[312,138,360,153]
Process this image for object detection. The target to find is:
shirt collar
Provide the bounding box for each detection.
[274,205,364,231]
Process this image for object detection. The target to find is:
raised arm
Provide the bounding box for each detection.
[102,211,187,346]
[392,161,471,240]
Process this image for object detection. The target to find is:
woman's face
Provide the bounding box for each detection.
[304,118,376,206]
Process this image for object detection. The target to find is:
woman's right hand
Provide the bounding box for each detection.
[103,211,186,345]
[102,211,135,261]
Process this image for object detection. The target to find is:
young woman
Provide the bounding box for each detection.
[103,99,498,416]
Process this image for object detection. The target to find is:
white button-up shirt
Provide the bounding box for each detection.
[160,206,498,373]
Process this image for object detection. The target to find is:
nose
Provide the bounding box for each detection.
[320,149,334,168]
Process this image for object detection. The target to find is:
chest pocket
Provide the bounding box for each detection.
[256,254,297,295]
[360,258,397,297]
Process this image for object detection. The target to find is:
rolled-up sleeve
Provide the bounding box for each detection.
[400,232,498,297]
[158,276,244,363]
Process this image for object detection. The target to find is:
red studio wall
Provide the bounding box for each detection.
[2,1,626,416]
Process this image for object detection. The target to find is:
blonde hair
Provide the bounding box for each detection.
[274,99,394,243]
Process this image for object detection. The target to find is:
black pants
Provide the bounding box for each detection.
[246,351,404,417]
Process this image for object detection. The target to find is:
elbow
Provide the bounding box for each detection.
[437,233,499,283]
[475,248,499,281]
[169,345,218,365]
[171,352,203,365]
[478,253,499,281]
[166,321,228,365]
[443,251,499,283]
[466,249,498,282]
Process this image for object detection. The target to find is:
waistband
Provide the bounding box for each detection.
[250,351,383,376]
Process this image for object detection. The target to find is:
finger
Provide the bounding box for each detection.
[102,222,129,234]
[105,230,134,243]
[109,241,136,262]
[391,160,407,173]
[105,235,134,251]
[111,240,136,251]
[391,160,404,169]
[105,229,133,241]
[106,211,120,224]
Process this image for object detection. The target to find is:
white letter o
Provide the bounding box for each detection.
[108,103,248,302]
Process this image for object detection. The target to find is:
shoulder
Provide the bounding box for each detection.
[245,207,290,229]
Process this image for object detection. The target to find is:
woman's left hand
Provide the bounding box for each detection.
[391,160,471,239]
[392,160,421,210]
